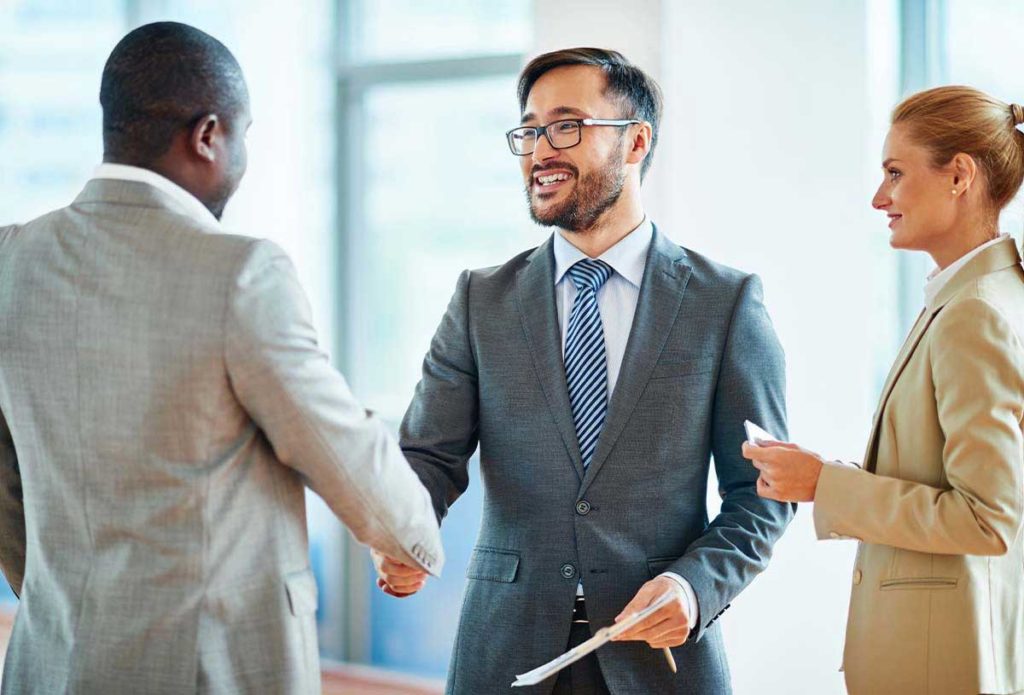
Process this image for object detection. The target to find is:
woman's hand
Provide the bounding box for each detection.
[741,441,824,502]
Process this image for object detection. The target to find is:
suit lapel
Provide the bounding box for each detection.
[580,228,691,495]
[862,308,933,472]
[516,237,586,481]
[861,237,1023,471]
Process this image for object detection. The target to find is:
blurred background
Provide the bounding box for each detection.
[2,0,1023,693]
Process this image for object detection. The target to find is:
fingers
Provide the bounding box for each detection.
[742,441,781,462]
[615,583,657,622]
[757,474,782,501]
[614,610,673,641]
[613,580,689,643]
[379,557,425,578]
[373,552,429,597]
[741,441,801,462]
[377,577,422,598]
[646,626,690,648]
[621,609,691,643]
[381,570,427,592]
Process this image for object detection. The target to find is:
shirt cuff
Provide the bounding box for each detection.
[659,571,699,623]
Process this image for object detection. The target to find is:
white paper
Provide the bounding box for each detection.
[743,419,778,446]
[511,591,676,687]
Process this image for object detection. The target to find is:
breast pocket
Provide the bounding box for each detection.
[466,547,520,583]
[882,548,962,590]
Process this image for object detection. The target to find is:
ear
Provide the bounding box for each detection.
[950,152,978,194]
[189,114,220,163]
[625,121,653,169]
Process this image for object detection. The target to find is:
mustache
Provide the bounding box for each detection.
[530,162,579,178]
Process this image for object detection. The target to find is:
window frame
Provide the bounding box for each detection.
[333,0,524,665]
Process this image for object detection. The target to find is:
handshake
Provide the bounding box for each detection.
[371,549,430,598]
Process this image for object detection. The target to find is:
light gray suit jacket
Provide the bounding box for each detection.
[0,179,443,694]
[401,229,794,694]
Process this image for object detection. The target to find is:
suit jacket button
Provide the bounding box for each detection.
[560,563,576,579]
[575,500,591,515]
[853,569,863,585]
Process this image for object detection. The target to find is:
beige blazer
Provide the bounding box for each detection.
[814,237,1024,695]
[0,179,443,694]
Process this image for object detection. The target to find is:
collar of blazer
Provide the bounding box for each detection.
[517,225,692,490]
[863,236,1023,471]
[72,178,221,233]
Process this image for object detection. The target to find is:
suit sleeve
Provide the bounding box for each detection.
[0,403,25,597]
[225,241,444,575]
[399,270,479,523]
[668,273,795,640]
[814,296,1024,555]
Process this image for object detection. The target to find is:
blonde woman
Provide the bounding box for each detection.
[743,87,1024,695]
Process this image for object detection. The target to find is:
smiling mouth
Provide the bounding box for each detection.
[532,170,574,195]
[888,214,902,228]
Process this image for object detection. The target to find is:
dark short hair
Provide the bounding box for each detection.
[517,47,663,178]
[100,22,248,165]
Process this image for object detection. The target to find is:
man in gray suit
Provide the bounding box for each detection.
[0,22,442,694]
[374,48,794,693]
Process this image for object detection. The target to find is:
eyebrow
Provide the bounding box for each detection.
[882,158,902,167]
[520,105,591,125]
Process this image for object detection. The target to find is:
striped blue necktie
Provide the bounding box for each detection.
[564,259,613,469]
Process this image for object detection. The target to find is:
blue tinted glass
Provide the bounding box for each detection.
[352,77,537,678]
[350,0,530,63]
[0,0,122,224]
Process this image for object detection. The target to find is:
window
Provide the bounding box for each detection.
[897,0,1024,335]
[946,0,1024,236]
[0,1,123,225]
[0,0,126,608]
[337,0,532,676]
[348,0,529,64]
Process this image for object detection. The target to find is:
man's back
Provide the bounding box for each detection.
[0,178,442,694]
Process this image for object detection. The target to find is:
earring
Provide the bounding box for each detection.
[951,189,957,195]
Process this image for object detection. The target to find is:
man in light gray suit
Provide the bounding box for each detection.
[0,22,442,694]
[374,48,795,694]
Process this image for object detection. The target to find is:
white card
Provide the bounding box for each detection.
[743,420,778,446]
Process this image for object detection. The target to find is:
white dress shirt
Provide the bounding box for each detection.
[91,163,221,228]
[924,234,1008,309]
[553,219,700,625]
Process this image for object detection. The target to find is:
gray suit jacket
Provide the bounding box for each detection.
[401,229,794,694]
[0,179,443,694]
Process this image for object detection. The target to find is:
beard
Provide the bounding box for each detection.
[526,147,627,232]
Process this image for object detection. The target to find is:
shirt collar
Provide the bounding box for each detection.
[90,163,221,228]
[923,233,1008,309]
[553,217,653,288]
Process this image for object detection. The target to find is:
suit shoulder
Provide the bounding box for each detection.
[677,245,755,290]
[464,245,540,285]
[0,223,20,245]
[195,234,296,287]
[942,268,1024,342]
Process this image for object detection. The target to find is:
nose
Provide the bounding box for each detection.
[871,184,890,210]
[531,130,559,164]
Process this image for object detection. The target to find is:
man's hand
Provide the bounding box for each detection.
[741,441,823,502]
[611,576,691,648]
[371,549,428,598]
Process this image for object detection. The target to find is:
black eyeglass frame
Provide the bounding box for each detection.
[505,118,641,156]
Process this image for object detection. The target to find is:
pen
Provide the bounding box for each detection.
[662,646,677,673]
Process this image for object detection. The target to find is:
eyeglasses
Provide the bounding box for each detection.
[505,118,641,156]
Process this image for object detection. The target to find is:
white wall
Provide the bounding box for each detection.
[534,2,901,693]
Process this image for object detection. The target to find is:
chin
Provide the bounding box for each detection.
[530,200,562,226]
[888,232,926,253]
